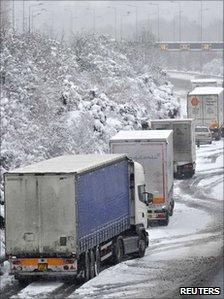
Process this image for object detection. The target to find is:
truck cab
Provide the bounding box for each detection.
[132,162,152,229]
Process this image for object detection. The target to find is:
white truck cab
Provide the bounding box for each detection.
[133,162,150,229]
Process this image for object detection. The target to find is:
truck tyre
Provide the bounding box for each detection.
[84,251,90,281]
[169,201,174,216]
[137,237,146,258]
[90,249,95,279]
[161,212,169,226]
[164,214,169,226]
[114,236,124,264]
[95,247,101,276]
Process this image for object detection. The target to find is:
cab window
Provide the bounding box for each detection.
[138,185,146,203]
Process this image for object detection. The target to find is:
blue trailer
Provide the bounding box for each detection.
[5,154,151,282]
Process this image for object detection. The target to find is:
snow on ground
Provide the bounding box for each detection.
[0,261,14,289]
[149,203,211,241]
[11,282,63,299]
[202,59,223,77]
[70,138,223,299]
[195,140,223,201]
[70,202,214,298]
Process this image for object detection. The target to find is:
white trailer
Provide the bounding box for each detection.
[187,87,223,140]
[110,130,174,226]
[150,119,196,179]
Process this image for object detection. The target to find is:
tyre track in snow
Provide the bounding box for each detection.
[1,281,29,299]
[53,145,224,299]
[2,147,223,298]
[50,281,83,299]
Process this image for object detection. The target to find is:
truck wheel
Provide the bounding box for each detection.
[164,214,169,226]
[90,249,95,279]
[137,237,146,258]
[84,251,90,281]
[169,201,174,216]
[160,212,169,226]
[95,247,101,276]
[114,237,124,264]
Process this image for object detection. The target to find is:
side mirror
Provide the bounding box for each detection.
[143,192,153,206]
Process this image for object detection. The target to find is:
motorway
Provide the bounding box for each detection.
[0,72,223,299]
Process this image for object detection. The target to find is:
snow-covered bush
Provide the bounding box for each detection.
[202,58,223,76]
[0,30,180,206]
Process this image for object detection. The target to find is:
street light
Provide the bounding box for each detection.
[107,6,117,40]
[170,1,182,42]
[199,1,209,42]
[147,12,157,42]
[148,3,159,42]
[86,7,96,33]
[127,4,138,41]
[32,8,46,33]
[12,0,15,31]
[22,0,25,33]
[28,2,43,34]
[120,11,130,41]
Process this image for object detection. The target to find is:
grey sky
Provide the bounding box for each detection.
[12,1,223,41]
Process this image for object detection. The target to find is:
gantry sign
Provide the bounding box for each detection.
[157,42,224,51]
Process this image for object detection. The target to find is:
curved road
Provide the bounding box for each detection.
[1,73,223,299]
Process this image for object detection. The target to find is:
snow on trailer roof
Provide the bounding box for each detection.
[151,118,194,123]
[188,86,223,95]
[110,130,172,142]
[190,79,217,83]
[7,154,127,174]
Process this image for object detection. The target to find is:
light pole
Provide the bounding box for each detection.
[22,0,25,33]
[147,12,156,42]
[107,6,117,40]
[200,2,209,42]
[32,8,46,33]
[127,4,138,41]
[12,0,15,31]
[170,1,182,42]
[120,12,130,41]
[148,3,159,42]
[86,7,95,33]
[29,2,43,34]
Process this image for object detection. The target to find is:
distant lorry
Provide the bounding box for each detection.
[187,86,223,140]
[190,79,217,89]
[5,154,152,282]
[110,130,174,226]
[150,119,196,179]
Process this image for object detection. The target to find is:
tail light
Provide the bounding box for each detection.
[64,259,74,264]
[156,213,165,219]
[184,164,192,169]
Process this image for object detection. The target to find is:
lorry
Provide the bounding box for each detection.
[190,79,217,89]
[5,154,152,282]
[187,87,223,140]
[110,130,174,226]
[150,118,196,179]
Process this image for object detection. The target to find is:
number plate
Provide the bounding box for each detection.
[38,263,48,271]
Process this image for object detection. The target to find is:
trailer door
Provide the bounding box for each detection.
[5,175,40,255]
[37,175,76,255]
[187,95,203,125]
[203,95,218,127]
[5,174,76,256]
